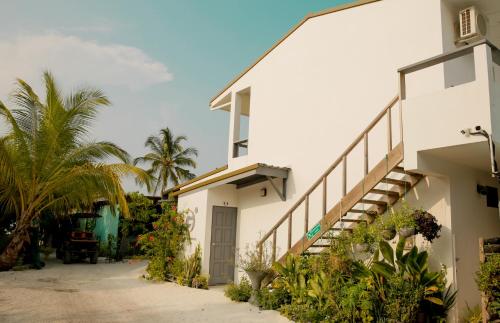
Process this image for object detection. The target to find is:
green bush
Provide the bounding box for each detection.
[138,205,190,280]
[176,244,203,287]
[224,277,252,302]
[476,254,500,319]
[191,274,209,289]
[270,237,455,322]
[257,285,290,310]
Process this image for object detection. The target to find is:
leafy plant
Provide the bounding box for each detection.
[273,254,308,304]
[371,239,455,321]
[138,205,190,280]
[239,241,273,273]
[476,254,500,319]
[224,276,252,302]
[178,244,202,287]
[388,203,416,231]
[351,222,377,245]
[191,274,209,289]
[413,209,441,242]
[257,285,290,310]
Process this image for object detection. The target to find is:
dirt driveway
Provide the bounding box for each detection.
[0,258,289,323]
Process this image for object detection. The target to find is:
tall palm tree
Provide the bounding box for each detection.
[0,71,150,270]
[134,128,198,196]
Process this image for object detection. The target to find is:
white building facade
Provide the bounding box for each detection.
[172,0,500,319]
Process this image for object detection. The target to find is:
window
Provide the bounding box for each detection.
[232,88,250,158]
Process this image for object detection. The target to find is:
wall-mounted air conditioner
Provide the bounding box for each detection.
[458,6,487,43]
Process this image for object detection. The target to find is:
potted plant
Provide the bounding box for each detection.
[351,222,376,253]
[364,210,377,224]
[390,203,416,238]
[376,215,397,241]
[239,242,273,305]
[413,209,441,243]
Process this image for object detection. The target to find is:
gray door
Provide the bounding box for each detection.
[209,206,237,285]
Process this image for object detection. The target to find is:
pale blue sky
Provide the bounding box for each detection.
[1,0,353,191]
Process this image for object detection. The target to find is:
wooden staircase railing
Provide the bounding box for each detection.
[257,95,423,263]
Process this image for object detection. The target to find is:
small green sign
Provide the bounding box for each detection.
[307,223,321,240]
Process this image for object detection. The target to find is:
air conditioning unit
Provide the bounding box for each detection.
[458,6,487,41]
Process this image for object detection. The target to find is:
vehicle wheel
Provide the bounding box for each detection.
[63,250,72,264]
[90,253,98,264]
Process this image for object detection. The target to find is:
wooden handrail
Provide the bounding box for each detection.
[258,95,399,247]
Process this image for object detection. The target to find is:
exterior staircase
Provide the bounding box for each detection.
[258,96,424,263]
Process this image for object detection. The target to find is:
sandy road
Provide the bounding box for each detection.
[0,258,289,323]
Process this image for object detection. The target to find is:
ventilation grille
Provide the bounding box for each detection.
[461,8,472,36]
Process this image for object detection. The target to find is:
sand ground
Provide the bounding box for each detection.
[0,257,290,323]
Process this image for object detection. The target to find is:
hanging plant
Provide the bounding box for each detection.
[389,203,417,238]
[375,215,397,241]
[351,222,377,252]
[413,209,441,243]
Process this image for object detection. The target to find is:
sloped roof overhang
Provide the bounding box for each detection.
[170,163,290,198]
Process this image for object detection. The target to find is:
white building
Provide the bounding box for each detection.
[171,0,500,318]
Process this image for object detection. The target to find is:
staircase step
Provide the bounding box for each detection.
[370,188,400,197]
[391,166,406,174]
[328,227,353,232]
[311,244,331,248]
[350,209,378,215]
[392,166,423,179]
[339,218,366,223]
[382,178,412,187]
[360,199,388,206]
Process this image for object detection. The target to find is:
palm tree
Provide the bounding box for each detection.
[134,128,198,196]
[0,71,150,270]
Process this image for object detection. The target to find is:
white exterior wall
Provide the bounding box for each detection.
[211,0,448,272]
[177,2,500,317]
[177,189,210,273]
[408,152,500,320]
[177,185,239,277]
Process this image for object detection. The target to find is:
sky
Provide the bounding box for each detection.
[1,0,353,193]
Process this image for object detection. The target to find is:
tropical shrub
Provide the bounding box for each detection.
[265,236,455,322]
[114,192,162,259]
[257,282,290,310]
[176,244,203,287]
[138,205,190,280]
[476,253,500,319]
[413,208,442,242]
[370,239,455,322]
[225,276,252,302]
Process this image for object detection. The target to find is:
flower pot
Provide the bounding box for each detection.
[398,227,415,238]
[381,228,397,241]
[353,243,369,253]
[245,270,268,305]
[364,213,376,224]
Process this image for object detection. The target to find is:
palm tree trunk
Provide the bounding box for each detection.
[0,217,31,270]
